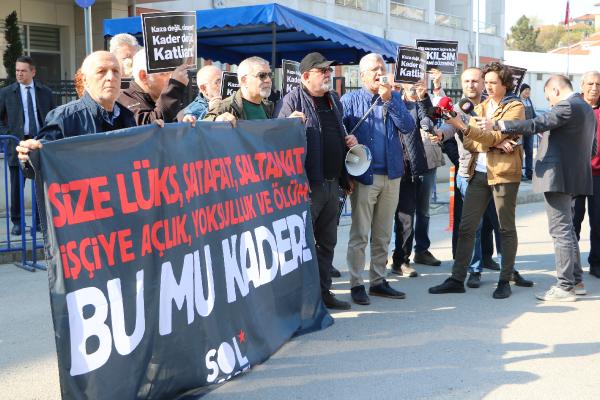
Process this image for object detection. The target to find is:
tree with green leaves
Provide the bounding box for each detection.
[506,15,542,52]
[3,11,23,79]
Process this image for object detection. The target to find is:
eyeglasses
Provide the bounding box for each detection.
[310,67,333,74]
[250,72,273,81]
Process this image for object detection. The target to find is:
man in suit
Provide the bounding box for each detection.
[494,75,596,301]
[0,56,54,235]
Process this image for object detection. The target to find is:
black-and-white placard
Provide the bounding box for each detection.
[141,11,197,74]
[220,72,240,99]
[506,65,527,94]
[394,46,427,84]
[416,39,458,74]
[281,60,301,98]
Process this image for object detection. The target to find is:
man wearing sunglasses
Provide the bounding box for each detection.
[276,52,358,310]
[206,56,303,122]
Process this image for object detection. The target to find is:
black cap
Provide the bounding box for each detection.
[300,52,336,73]
[519,83,530,94]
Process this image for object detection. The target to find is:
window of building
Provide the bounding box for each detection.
[536,73,543,81]
[390,0,426,21]
[335,0,381,13]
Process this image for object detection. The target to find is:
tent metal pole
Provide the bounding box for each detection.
[271,22,277,69]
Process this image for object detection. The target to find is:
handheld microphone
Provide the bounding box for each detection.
[458,98,477,116]
[437,96,457,119]
[420,117,435,133]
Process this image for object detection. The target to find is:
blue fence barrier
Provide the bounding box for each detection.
[0,135,45,272]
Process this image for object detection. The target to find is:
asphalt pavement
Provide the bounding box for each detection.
[1,200,600,400]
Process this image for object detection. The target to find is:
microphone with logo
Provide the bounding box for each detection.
[458,98,477,117]
[426,96,457,123]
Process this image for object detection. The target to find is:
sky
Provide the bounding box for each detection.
[504,0,600,32]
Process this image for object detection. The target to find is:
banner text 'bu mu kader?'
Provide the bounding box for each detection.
[36,119,333,399]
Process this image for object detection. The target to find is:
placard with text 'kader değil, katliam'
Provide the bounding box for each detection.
[141,11,197,74]
[394,46,427,84]
[221,72,240,99]
[415,39,458,75]
[281,60,301,98]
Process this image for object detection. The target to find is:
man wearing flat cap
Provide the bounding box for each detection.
[276,52,358,310]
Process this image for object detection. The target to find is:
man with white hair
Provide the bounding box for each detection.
[206,56,303,122]
[109,33,139,78]
[179,64,222,121]
[16,51,136,177]
[342,53,415,305]
[118,49,190,125]
[573,70,600,279]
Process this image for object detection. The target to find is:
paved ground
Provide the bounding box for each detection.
[1,201,600,400]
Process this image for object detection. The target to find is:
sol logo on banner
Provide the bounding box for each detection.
[205,330,250,383]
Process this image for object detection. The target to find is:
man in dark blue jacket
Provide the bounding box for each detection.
[342,53,415,306]
[277,52,357,310]
[16,51,136,176]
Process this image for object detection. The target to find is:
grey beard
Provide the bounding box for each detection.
[259,87,272,98]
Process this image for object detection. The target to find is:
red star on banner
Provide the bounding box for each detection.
[238,329,246,343]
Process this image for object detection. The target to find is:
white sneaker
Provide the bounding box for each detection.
[574,282,587,296]
[535,286,576,302]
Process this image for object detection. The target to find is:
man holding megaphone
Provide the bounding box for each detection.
[277,52,357,310]
[341,53,416,306]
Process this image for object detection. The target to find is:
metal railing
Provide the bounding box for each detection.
[435,12,467,30]
[0,135,45,271]
[390,1,426,21]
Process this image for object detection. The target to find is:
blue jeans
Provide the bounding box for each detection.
[456,174,499,273]
[414,168,436,253]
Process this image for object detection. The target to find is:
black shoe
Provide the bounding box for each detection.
[521,175,531,182]
[35,224,42,232]
[511,271,533,287]
[482,257,500,271]
[322,291,351,310]
[429,277,465,294]
[467,272,481,288]
[390,262,418,277]
[590,267,600,279]
[369,280,406,299]
[329,266,341,278]
[493,280,512,299]
[351,285,371,305]
[11,224,21,236]
[414,250,441,266]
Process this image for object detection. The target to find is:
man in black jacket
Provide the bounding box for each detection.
[0,56,55,235]
[276,52,357,310]
[118,50,191,125]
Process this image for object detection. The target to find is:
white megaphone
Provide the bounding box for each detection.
[345,144,372,176]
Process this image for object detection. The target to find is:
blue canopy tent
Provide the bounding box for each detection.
[103,2,399,66]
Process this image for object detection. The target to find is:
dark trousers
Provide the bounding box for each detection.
[481,203,502,258]
[572,175,600,269]
[9,166,23,225]
[452,172,519,282]
[310,180,339,294]
[393,176,417,265]
[522,135,534,178]
[414,168,436,253]
[545,192,583,290]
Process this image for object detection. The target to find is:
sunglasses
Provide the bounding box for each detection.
[251,72,273,81]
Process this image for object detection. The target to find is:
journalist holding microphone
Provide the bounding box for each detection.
[429,62,527,299]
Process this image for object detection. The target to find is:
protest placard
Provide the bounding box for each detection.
[416,39,458,74]
[221,72,240,99]
[281,60,301,98]
[394,46,427,84]
[141,11,197,73]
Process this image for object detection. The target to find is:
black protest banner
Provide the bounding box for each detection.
[506,65,527,94]
[281,59,301,98]
[416,39,458,74]
[221,72,240,99]
[142,11,197,73]
[36,120,332,399]
[394,46,427,84]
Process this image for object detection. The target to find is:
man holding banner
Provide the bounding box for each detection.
[17,51,137,173]
[277,52,357,310]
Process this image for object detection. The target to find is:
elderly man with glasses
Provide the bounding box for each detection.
[205,56,302,122]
